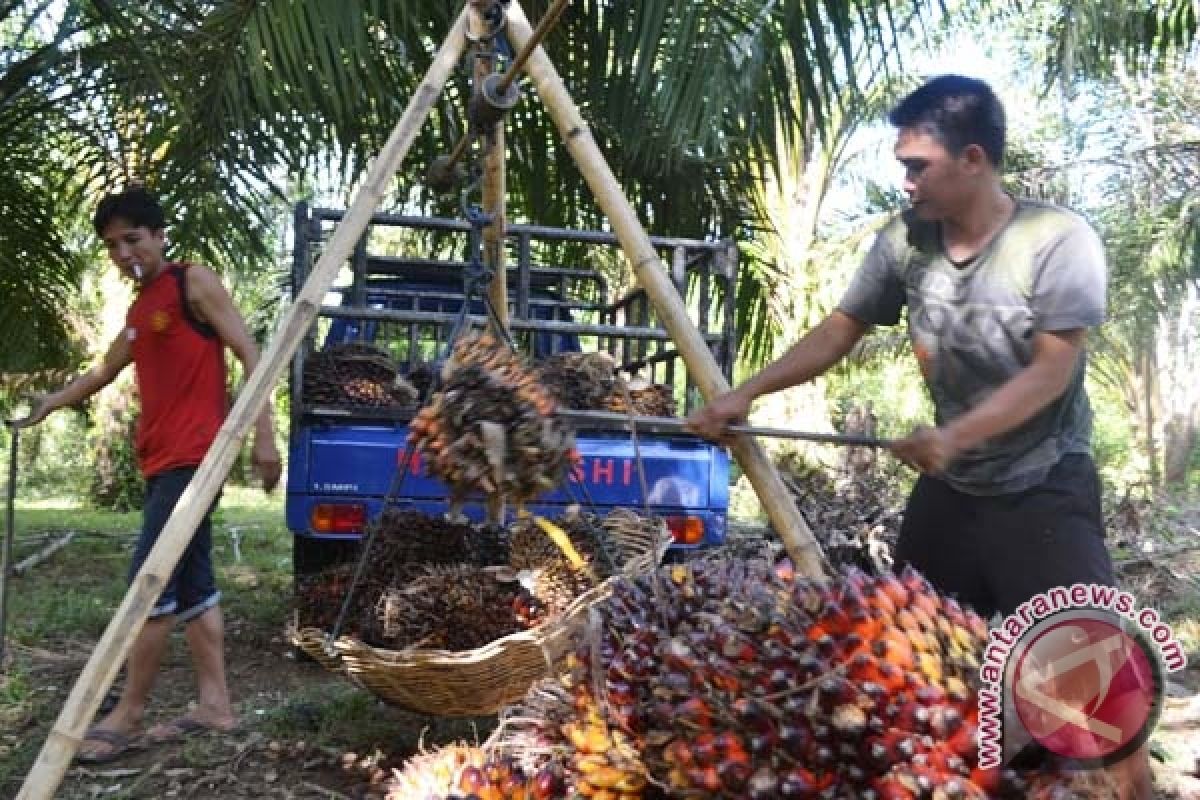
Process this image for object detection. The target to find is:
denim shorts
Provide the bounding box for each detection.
[130,466,221,622]
[895,454,1116,619]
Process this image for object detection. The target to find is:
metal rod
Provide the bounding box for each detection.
[497,0,570,93]
[1,422,18,665]
[555,408,892,448]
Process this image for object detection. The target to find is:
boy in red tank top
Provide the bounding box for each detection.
[16,187,281,762]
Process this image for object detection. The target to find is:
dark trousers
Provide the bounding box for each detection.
[895,454,1116,619]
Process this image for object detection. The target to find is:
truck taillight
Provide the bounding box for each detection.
[665,515,704,545]
[311,503,365,534]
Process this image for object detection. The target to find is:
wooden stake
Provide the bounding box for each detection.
[16,10,470,798]
[504,1,827,578]
[470,5,509,331]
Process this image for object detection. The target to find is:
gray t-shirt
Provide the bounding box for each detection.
[837,199,1107,495]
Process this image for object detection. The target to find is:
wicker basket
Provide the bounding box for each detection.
[291,510,668,716]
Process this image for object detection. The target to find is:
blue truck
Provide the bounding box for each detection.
[286,204,739,575]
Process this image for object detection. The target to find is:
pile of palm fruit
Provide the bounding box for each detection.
[302,342,419,409]
[409,333,577,502]
[389,558,1107,800]
[604,375,676,417]
[296,507,659,654]
[535,352,677,417]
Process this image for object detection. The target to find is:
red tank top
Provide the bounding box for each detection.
[126,263,227,477]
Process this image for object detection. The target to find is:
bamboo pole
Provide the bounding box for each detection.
[470,5,509,331]
[16,10,470,798]
[504,1,827,578]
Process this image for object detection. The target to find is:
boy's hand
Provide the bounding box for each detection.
[252,436,282,492]
[10,397,52,429]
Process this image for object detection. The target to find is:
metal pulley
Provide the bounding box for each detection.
[469,71,521,132]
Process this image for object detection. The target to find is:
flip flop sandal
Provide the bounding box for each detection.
[75,727,141,764]
[146,715,238,745]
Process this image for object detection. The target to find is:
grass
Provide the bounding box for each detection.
[0,486,297,787]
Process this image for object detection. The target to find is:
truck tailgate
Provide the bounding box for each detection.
[299,425,728,508]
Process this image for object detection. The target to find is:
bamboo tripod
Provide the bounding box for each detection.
[17,4,825,795]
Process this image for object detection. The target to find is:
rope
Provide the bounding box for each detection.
[495,0,571,93]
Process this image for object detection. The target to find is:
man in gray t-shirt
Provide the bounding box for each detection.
[688,74,1121,608]
[841,199,1107,495]
[690,75,1146,793]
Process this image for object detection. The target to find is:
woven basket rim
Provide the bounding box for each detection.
[288,513,667,713]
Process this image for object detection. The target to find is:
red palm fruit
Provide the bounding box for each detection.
[832,704,868,739]
[851,606,885,641]
[911,587,940,618]
[877,662,909,694]
[875,728,918,762]
[965,610,989,641]
[718,758,752,793]
[910,604,937,633]
[459,766,487,793]
[692,732,719,765]
[867,584,899,617]
[719,631,758,663]
[686,765,722,793]
[747,767,781,800]
[874,630,916,671]
[714,730,747,759]
[925,744,968,776]
[930,776,984,800]
[946,722,977,759]
[899,564,931,593]
[531,767,564,800]
[809,743,836,768]
[663,738,693,767]
[746,729,777,758]
[817,601,852,636]
[944,676,971,707]
[841,631,869,660]
[842,565,871,594]
[877,573,909,607]
[605,679,635,705]
[929,705,965,737]
[967,765,1000,794]
[873,776,918,800]
[915,683,947,706]
[779,723,812,758]
[848,652,884,683]
[894,608,922,634]
[779,767,820,799]
[730,696,771,731]
[817,675,855,712]
[676,696,714,729]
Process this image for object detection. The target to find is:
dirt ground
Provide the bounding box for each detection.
[4,522,1200,799]
[7,625,496,800]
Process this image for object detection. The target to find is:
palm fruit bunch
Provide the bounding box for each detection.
[507,509,658,628]
[371,564,524,651]
[605,376,676,417]
[294,562,359,631]
[535,352,619,410]
[303,342,419,408]
[386,742,567,800]
[494,558,1093,800]
[369,508,509,570]
[496,678,652,800]
[508,512,612,624]
[408,332,577,502]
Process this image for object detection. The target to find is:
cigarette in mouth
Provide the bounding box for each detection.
[131,262,143,280]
